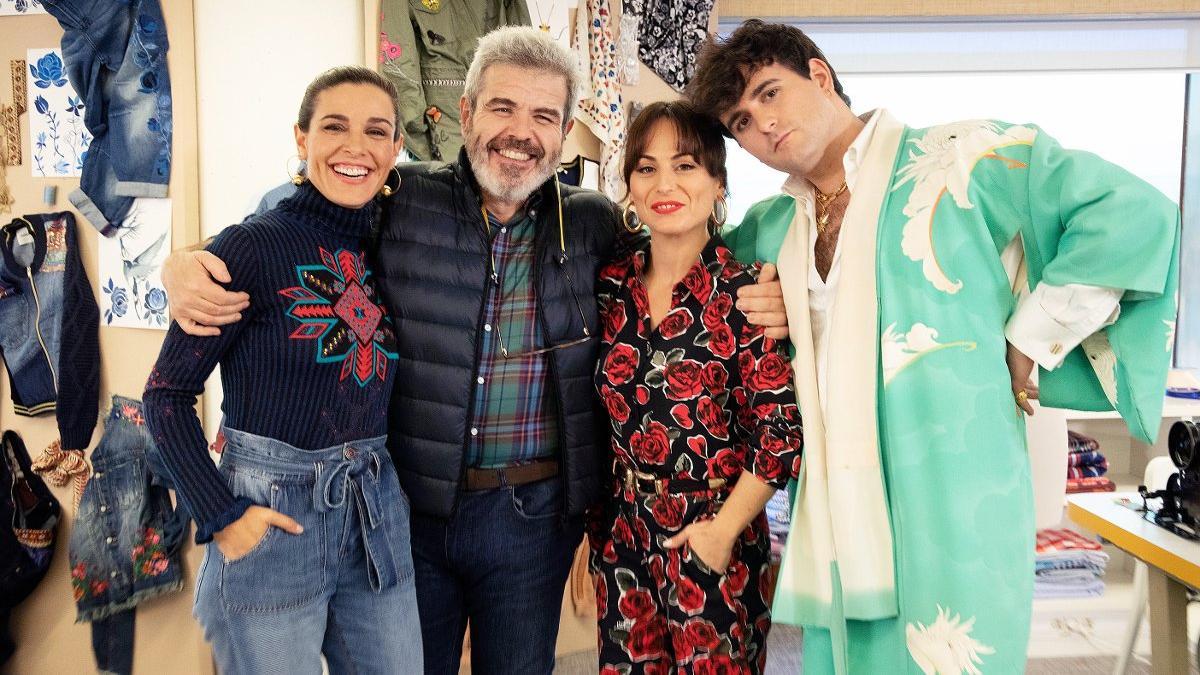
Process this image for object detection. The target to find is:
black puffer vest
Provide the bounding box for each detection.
[375,150,619,519]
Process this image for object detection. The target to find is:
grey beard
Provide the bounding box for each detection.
[467,138,558,205]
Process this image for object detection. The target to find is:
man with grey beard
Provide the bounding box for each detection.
[162,26,788,674]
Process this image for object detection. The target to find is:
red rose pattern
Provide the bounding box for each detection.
[604,343,640,386]
[601,385,630,424]
[702,292,733,330]
[593,242,796,671]
[702,362,728,394]
[664,360,704,401]
[630,421,672,465]
[619,587,658,620]
[696,396,730,440]
[649,493,686,530]
[707,324,736,359]
[602,299,627,341]
[746,351,791,393]
[658,308,694,339]
[681,264,715,304]
[671,403,694,429]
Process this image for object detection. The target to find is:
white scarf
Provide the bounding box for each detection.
[773,110,906,624]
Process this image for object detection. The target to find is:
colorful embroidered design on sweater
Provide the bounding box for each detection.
[279,247,397,387]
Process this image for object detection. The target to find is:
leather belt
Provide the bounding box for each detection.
[465,459,559,491]
[617,462,726,496]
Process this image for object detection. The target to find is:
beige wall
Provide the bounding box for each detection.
[0,4,208,674]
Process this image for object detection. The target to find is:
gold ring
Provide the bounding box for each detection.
[1015,389,1029,403]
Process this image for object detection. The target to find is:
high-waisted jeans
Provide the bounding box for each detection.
[194,426,422,675]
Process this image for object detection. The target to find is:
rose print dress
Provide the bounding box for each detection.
[590,236,803,674]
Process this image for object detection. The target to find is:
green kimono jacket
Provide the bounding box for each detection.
[728,110,1178,674]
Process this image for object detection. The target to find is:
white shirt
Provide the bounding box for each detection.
[782,111,1121,412]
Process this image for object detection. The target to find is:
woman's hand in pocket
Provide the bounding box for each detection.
[213,506,303,561]
[664,519,737,573]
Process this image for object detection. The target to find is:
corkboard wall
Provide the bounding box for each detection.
[0,4,209,674]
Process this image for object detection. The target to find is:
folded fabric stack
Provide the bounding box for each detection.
[1034,528,1108,599]
[1067,430,1108,479]
[764,489,791,564]
[1066,476,1116,494]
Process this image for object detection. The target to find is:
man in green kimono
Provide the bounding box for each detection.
[686,19,1179,675]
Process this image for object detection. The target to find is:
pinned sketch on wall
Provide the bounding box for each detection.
[26,49,90,178]
[0,0,47,16]
[98,198,171,330]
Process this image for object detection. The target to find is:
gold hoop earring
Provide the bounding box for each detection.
[622,203,642,233]
[379,167,401,197]
[287,155,307,186]
[711,196,728,229]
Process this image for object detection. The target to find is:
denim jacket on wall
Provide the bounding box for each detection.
[42,0,172,235]
[69,398,186,622]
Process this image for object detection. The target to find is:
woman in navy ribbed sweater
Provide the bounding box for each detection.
[143,67,421,674]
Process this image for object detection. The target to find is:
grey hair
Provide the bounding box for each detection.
[463,26,581,130]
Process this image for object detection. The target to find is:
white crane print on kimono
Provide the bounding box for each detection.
[892,121,1037,295]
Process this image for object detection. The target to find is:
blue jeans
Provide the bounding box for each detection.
[41,0,172,235]
[194,427,422,675]
[412,478,581,674]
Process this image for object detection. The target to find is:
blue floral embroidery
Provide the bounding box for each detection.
[29,52,67,89]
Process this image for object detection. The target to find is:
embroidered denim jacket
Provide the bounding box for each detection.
[68,397,187,622]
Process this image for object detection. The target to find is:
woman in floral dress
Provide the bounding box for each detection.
[590,100,804,674]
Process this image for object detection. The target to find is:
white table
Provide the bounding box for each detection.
[1067,492,1200,674]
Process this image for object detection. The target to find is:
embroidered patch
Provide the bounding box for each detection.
[279,247,398,387]
[41,217,66,271]
[421,0,441,11]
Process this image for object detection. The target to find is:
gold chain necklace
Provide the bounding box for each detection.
[812,180,848,234]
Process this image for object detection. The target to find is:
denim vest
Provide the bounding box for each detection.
[69,396,186,622]
[0,212,100,450]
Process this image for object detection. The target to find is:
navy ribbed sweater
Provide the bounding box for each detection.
[144,184,398,542]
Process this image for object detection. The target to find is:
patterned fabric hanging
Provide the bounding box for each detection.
[621,0,714,92]
[574,0,625,200]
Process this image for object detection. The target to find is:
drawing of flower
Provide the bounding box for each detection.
[64,95,83,116]
[34,95,48,114]
[102,278,129,324]
[30,52,67,88]
[144,286,167,325]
